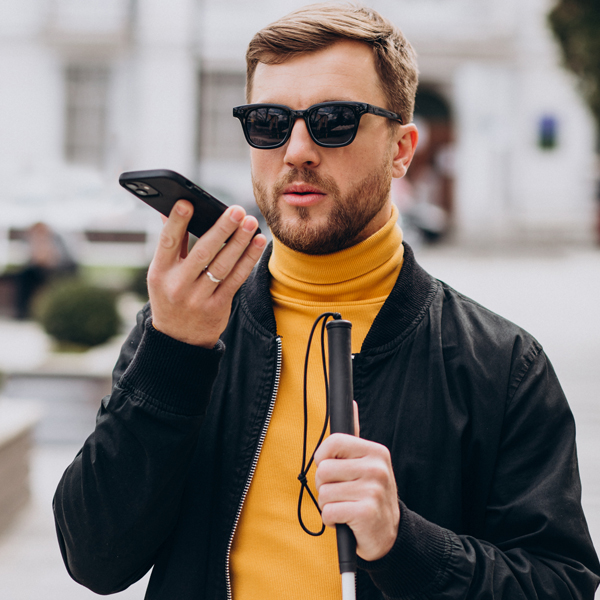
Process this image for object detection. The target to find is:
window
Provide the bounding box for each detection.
[197,71,248,160]
[64,64,110,168]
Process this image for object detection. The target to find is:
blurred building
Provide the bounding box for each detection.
[0,0,596,269]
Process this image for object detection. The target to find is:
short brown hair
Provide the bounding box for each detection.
[245,2,419,124]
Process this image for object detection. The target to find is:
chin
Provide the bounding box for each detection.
[272,219,361,255]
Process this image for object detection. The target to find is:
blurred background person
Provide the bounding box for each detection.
[13,222,77,320]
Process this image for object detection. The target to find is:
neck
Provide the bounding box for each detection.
[350,202,393,247]
[269,204,404,301]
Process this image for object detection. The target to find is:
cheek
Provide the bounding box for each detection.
[330,149,378,191]
[250,149,281,183]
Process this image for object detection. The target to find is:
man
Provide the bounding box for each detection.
[13,222,77,319]
[54,4,600,599]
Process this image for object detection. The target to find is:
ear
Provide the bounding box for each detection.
[391,124,418,179]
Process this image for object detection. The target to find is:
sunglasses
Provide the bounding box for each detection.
[233,101,403,149]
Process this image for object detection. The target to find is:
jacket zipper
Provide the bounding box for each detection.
[225,336,282,600]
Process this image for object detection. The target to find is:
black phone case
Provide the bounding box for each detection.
[119,169,230,239]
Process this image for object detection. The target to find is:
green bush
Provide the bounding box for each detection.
[129,266,149,301]
[35,278,121,349]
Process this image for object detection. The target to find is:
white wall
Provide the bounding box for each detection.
[453,63,515,243]
[124,0,197,175]
[510,0,596,240]
[0,0,63,183]
[0,0,596,260]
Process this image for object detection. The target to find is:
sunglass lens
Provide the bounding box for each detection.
[309,105,357,146]
[246,107,290,147]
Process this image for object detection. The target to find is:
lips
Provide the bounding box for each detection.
[282,183,326,206]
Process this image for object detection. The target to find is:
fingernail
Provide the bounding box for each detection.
[242,217,257,232]
[253,235,267,248]
[176,201,190,216]
[229,206,245,223]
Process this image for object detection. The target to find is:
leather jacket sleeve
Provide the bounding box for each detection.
[358,340,600,599]
[53,304,224,594]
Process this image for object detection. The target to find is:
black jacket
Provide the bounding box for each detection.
[54,244,600,599]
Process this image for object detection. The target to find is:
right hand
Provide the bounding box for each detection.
[147,200,267,347]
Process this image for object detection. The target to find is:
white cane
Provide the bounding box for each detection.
[326,318,357,600]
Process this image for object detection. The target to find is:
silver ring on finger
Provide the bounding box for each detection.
[205,270,223,284]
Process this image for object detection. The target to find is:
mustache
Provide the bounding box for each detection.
[272,168,340,199]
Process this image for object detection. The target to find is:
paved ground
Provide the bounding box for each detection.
[0,243,599,599]
[0,445,152,600]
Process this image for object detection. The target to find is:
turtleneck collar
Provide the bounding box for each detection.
[268,204,404,303]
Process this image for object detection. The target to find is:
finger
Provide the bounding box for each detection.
[317,480,365,508]
[159,212,189,257]
[152,200,194,270]
[321,498,383,532]
[179,205,246,280]
[320,500,357,529]
[200,215,260,284]
[353,401,360,437]
[211,233,267,298]
[322,498,399,562]
[314,433,373,465]
[315,458,363,488]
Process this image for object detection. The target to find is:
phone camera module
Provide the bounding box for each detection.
[128,181,159,196]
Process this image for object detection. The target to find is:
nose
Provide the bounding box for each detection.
[283,117,321,169]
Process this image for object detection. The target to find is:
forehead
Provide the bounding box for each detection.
[250,40,386,109]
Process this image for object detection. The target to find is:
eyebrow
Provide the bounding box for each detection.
[315,98,364,104]
[255,98,368,108]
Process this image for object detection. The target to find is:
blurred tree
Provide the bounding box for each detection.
[550,0,600,245]
[548,0,600,139]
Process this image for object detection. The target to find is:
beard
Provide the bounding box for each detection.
[252,161,393,255]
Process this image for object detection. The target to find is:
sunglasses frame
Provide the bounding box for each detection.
[233,101,403,149]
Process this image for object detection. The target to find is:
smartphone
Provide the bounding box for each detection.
[119,169,259,238]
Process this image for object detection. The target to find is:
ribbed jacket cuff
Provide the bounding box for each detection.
[120,318,224,416]
[357,502,454,599]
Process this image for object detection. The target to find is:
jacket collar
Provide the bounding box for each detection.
[241,241,437,352]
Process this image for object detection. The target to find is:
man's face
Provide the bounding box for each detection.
[249,40,416,255]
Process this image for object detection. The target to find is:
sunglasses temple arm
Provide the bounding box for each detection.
[368,105,403,124]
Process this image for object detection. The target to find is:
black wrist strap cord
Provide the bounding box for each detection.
[297,312,340,536]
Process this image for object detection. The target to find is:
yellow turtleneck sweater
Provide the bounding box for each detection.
[230,205,404,600]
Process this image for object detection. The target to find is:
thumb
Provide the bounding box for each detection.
[160,205,189,258]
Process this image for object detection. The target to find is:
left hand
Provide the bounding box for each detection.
[314,405,400,562]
